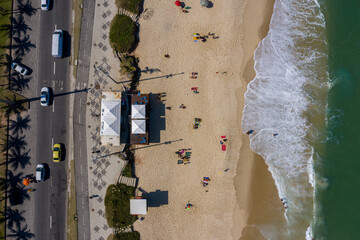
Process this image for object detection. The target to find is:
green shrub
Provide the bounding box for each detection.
[104,183,136,231]
[109,15,136,53]
[116,0,143,14]
[122,163,133,178]
[108,231,141,240]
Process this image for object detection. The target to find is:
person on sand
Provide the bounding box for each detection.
[166,106,172,110]
[246,130,254,134]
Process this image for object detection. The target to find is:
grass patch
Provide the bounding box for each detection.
[104,183,136,231]
[0,0,15,238]
[122,163,132,178]
[71,0,83,78]
[108,231,141,240]
[66,160,78,240]
[115,0,142,14]
[109,15,136,53]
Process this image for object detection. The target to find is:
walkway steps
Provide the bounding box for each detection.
[119,176,137,187]
[118,7,139,22]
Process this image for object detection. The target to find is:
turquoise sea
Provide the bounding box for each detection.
[242,0,360,239]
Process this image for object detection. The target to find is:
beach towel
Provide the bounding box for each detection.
[221,135,226,139]
[221,145,226,151]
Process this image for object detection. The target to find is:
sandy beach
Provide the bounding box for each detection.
[132,0,282,239]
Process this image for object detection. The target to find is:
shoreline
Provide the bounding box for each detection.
[232,0,286,239]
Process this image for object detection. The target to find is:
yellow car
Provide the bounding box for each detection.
[53,144,62,162]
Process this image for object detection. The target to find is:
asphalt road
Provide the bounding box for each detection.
[27,0,72,239]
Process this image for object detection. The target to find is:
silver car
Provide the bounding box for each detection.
[40,87,51,106]
[11,62,29,75]
[36,164,45,181]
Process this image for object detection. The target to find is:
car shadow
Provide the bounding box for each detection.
[43,163,50,181]
[61,143,66,161]
[62,31,71,58]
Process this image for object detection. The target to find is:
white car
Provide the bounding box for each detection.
[41,0,49,11]
[11,62,29,75]
[40,87,51,106]
[36,164,45,181]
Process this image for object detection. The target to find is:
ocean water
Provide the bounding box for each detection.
[242,0,330,239]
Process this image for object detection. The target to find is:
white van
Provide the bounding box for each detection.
[52,29,63,58]
[41,0,49,11]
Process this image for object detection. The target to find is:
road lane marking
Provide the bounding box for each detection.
[50,216,52,229]
[54,62,56,74]
[82,196,84,209]
[79,148,82,157]
[81,181,84,191]
[80,164,83,174]
[79,114,81,123]
[79,98,82,107]
[52,100,55,112]
[83,215,85,226]
[55,24,57,30]
[52,137,54,147]
[79,131,81,141]
[84,232,86,240]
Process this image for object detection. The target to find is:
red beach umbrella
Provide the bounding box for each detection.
[23,178,30,186]
[175,0,181,6]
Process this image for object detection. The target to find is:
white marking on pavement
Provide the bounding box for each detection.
[83,215,85,226]
[81,181,84,191]
[79,114,81,123]
[84,232,86,240]
[55,24,57,30]
[79,148,82,157]
[79,131,81,141]
[79,98,82,107]
[50,216,52,229]
[82,196,84,209]
[52,137,54,147]
[80,164,83,174]
[53,62,56,74]
[52,100,55,112]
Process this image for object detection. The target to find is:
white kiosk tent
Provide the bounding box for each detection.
[100,92,122,146]
[130,198,147,215]
[131,119,146,134]
[132,104,146,119]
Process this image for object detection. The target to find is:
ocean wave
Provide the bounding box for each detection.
[242,0,328,239]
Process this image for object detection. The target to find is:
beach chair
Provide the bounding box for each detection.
[177,160,184,164]
[185,152,191,157]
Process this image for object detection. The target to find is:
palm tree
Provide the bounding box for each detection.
[8,149,31,170]
[10,75,30,92]
[8,223,34,240]
[9,114,30,134]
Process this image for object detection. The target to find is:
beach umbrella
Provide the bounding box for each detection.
[23,178,30,186]
[200,0,209,7]
[175,0,181,6]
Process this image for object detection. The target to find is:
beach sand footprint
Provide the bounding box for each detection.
[142,8,154,20]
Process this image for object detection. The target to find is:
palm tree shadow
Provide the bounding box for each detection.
[4,134,27,153]
[0,207,26,229]
[9,114,31,134]
[10,74,31,92]
[16,0,37,17]
[8,149,31,170]
[12,35,36,57]
[8,223,34,239]
[0,15,31,38]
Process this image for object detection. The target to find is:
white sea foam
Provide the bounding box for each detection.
[242,0,327,238]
